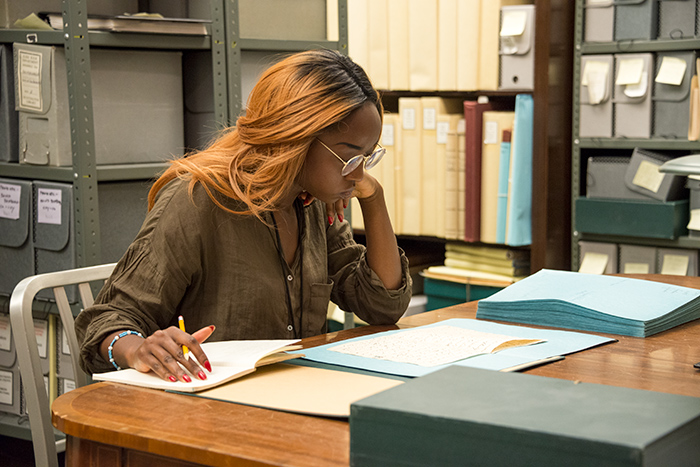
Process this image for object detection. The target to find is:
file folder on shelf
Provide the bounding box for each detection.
[620,244,657,274]
[0,178,34,296]
[505,94,533,247]
[613,53,653,139]
[658,248,698,276]
[578,240,618,274]
[586,156,649,200]
[583,0,614,43]
[579,54,613,138]
[658,0,696,39]
[614,0,658,41]
[624,148,688,202]
[653,50,696,139]
[499,4,535,91]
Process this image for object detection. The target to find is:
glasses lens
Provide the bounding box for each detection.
[341,155,365,176]
[364,147,386,170]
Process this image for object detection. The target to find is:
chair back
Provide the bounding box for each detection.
[9,263,116,467]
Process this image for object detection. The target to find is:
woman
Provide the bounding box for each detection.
[75,49,412,384]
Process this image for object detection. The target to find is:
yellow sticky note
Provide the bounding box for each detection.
[661,254,689,275]
[616,58,644,86]
[579,252,609,275]
[623,262,650,274]
[632,160,664,193]
[655,56,687,86]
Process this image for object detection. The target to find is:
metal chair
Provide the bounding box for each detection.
[9,263,117,467]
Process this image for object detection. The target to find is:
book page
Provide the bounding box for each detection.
[93,339,300,393]
[329,325,544,367]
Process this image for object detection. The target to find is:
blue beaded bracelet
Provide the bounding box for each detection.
[108,330,144,370]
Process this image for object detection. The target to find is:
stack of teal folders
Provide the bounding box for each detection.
[476,269,700,337]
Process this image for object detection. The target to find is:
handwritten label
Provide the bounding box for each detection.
[0,370,12,405]
[381,122,395,146]
[0,183,21,220]
[18,49,43,112]
[402,107,415,130]
[34,319,48,359]
[37,188,62,225]
[62,378,76,394]
[437,121,450,144]
[0,315,11,352]
[423,107,437,130]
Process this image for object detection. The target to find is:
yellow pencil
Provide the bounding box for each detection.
[178,315,189,358]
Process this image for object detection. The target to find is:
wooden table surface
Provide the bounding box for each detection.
[52,274,700,466]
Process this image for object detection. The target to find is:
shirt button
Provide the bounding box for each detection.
[287,274,293,281]
[287,325,293,332]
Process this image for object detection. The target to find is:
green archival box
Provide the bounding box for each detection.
[350,366,700,466]
[575,198,689,239]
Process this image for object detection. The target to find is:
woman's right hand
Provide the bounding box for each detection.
[112,325,215,383]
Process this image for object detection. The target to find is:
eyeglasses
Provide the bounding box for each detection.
[316,139,386,176]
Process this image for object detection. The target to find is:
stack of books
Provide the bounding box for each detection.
[422,243,529,287]
[476,269,700,337]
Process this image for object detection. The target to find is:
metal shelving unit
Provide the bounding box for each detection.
[571,0,700,269]
[0,0,348,447]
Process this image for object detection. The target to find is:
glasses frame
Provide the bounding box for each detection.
[316,139,385,176]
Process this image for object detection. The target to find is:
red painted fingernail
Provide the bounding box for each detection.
[182,374,192,383]
[198,371,207,380]
[339,214,344,223]
[209,325,215,331]
[328,215,334,225]
[169,375,177,382]
[204,361,212,372]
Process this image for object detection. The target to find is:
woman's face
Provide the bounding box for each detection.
[297,101,382,206]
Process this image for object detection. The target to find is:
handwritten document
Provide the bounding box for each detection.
[329,325,545,367]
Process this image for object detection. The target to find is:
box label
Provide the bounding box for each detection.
[0,183,21,220]
[17,49,44,112]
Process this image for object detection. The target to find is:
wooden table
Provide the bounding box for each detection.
[52,274,700,466]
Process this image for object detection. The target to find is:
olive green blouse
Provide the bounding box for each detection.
[75,178,412,374]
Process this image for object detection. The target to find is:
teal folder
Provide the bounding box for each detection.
[350,366,700,466]
[505,94,533,246]
[477,269,700,337]
[495,132,511,244]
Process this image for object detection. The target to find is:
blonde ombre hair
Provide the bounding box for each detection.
[148,49,383,220]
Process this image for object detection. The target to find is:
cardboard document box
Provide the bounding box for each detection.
[653,50,696,139]
[658,0,697,39]
[624,148,688,202]
[499,5,535,90]
[579,54,613,138]
[619,244,658,274]
[578,240,618,274]
[657,248,699,275]
[0,178,35,297]
[14,43,183,166]
[583,0,614,43]
[614,0,659,41]
[350,366,700,466]
[586,156,649,200]
[613,53,653,138]
[0,44,18,163]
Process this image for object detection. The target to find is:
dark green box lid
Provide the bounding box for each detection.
[575,197,689,239]
[350,366,700,466]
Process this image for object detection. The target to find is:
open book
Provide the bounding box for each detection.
[93,339,302,393]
